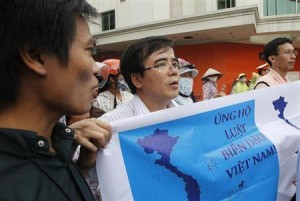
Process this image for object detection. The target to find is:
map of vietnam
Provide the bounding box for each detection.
[137,128,201,201]
[273,96,300,130]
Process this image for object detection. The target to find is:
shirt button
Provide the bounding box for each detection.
[37,140,45,147]
[65,128,72,133]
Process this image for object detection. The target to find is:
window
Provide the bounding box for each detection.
[102,10,115,31]
[263,0,300,16]
[217,0,236,10]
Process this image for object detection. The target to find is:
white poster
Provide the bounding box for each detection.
[97,81,300,201]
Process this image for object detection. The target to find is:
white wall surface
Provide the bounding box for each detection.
[236,0,260,7]
[86,0,271,35]
[182,0,196,16]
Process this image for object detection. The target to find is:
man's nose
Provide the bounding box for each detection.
[92,61,100,76]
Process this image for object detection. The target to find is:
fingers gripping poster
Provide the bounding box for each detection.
[96,81,300,201]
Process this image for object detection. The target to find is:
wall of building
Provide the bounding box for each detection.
[87,0,118,33]
[89,0,264,34]
[174,43,300,100]
[236,0,260,7]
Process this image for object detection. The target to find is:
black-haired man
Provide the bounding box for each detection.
[0,0,111,200]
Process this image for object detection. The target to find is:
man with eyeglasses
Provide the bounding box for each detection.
[254,37,297,89]
[98,36,180,122]
[88,36,180,198]
[254,37,298,201]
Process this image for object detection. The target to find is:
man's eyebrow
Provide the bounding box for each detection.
[154,57,178,63]
[86,37,96,46]
[173,58,179,62]
[154,58,167,64]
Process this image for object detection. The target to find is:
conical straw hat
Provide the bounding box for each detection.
[201,68,222,80]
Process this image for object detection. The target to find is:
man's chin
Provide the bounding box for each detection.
[170,92,179,99]
[92,91,99,99]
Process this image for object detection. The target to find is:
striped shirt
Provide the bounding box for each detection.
[99,94,178,123]
[92,90,133,113]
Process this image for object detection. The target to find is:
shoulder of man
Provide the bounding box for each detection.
[253,76,270,90]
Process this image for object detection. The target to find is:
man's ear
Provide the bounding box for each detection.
[131,73,142,89]
[268,55,276,64]
[19,47,47,76]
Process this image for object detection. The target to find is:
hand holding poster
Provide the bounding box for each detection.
[97,81,300,201]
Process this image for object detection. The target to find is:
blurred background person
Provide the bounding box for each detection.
[248,72,260,90]
[256,63,270,76]
[94,62,110,94]
[247,79,252,87]
[92,59,133,113]
[174,58,199,105]
[230,78,238,95]
[233,73,249,93]
[254,37,297,89]
[202,68,226,100]
[254,37,297,201]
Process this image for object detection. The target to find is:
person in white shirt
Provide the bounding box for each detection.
[254,37,297,89]
[99,36,180,122]
[89,36,180,199]
[93,59,133,113]
[254,37,298,201]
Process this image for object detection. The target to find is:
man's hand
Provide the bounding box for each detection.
[69,118,112,176]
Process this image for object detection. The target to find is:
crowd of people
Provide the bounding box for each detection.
[0,0,298,201]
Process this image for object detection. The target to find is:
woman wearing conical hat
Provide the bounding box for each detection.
[202,68,226,100]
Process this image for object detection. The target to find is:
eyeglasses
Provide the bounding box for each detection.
[282,50,298,56]
[143,61,181,71]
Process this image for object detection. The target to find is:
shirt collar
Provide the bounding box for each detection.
[0,123,74,158]
[133,94,178,115]
[269,68,290,83]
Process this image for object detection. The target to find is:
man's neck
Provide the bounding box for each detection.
[272,66,287,80]
[137,92,171,112]
[0,104,58,152]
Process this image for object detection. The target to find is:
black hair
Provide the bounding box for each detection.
[99,74,117,93]
[120,36,174,94]
[259,37,293,66]
[0,0,98,109]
